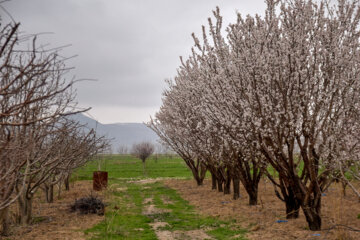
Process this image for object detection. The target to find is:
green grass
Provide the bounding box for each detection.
[85,180,247,240]
[77,154,247,239]
[72,154,193,181]
[86,183,156,239]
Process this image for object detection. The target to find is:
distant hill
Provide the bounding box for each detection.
[69,113,159,153]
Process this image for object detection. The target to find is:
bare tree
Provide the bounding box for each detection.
[117,145,128,155]
[42,121,109,202]
[0,12,101,233]
[131,142,154,175]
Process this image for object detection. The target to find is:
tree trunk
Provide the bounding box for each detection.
[199,163,207,185]
[45,186,49,203]
[276,182,300,219]
[142,160,146,176]
[285,195,300,219]
[248,188,258,205]
[241,179,260,205]
[44,185,54,203]
[18,194,33,225]
[0,207,10,236]
[26,197,33,224]
[191,169,203,186]
[300,191,322,231]
[57,182,62,199]
[195,177,203,186]
[217,179,223,192]
[341,181,347,197]
[233,178,240,200]
[17,195,24,224]
[194,163,207,186]
[64,176,70,191]
[224,177,231,194]
[302,205,322,230]
[48,185,54,203]
[237,160,263,206]
[211,172,217,190]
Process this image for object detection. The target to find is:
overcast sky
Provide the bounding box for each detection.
[3,0,266,123]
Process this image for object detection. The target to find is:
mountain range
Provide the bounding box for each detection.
[70,113,160,153]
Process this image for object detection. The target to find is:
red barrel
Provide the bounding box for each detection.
[93,171,108,191]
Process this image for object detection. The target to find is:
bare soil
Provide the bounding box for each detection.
[149,219,213,240]
[164,179,360,240]
[6,181,104,240]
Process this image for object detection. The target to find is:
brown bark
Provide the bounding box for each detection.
[300,183,322,230]
[285,195,300,219]
[65,176,70,191]
[341,181,347,197]
[0,207,10,236]
[44,185,54,203]
[191,162,207,186]
[238,163,262,205]
[246,185,258,205]
[223,169,231,195]
[211,172,217,190]
[195,177,203,186]
[275,180,300,219]
[45,186,49,202]
[17,193,33,225]
[199,163,207,184]
[217,179,223,192]
[48,185,54,203]
[233,178,240,200]
[302,200,322,230]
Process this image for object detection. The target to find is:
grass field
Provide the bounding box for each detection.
[72,154,194,181]
[76,154,247,240]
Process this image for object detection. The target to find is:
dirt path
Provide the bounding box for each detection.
[143,196,213,240]
[127,177,188,185]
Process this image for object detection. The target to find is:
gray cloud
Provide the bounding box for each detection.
[3,0,266,122]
